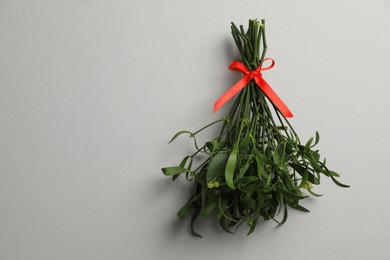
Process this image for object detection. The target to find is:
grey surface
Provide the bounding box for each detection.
[1,0,390,259]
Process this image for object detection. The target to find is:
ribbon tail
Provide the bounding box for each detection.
[213,76,251,113]
[254,76,293,118]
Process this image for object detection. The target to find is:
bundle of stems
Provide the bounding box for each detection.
[162,19,348,237]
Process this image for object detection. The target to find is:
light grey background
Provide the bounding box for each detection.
[1,0,390,259]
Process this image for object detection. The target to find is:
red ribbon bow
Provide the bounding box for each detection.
[213,58,293,118]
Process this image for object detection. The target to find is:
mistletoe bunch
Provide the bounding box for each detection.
[162,19,348,237]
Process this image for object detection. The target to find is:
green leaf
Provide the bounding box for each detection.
[308,152,323,173]
[245,197,256,209]
[277,186,307,200]
[232,201,240,219]
[201,181,207,213]
[278,204,288,226]
[308,189,323,197]
[237,176,259,185]
[263,173,274,192]
[314,131,320,146]
[190,208,202,238]
[276,126,288,131]
[179,156,191,168]
[311,150,320,161]
[218,198,237,223]
[237,157,252,179]
[219,217,235,234]
[329,170,340,177]
[205,142,214,152]
[213,141,227,152]
[290,162,319,185]
[243,181,262,192]
[177,202,193,220]
[168,130,192,143]
[263,182,277,193]
[255,156,266,179]
[247,215,259,236]
[254,149,275,166]
[201,201,217,217]
[239,132,251,150]
[256,191,264,213]
[280,168,296,190]
[329,173,350,188]
[298,166,308,189]
[305,137,314,148]
[225,148,238,189]
[273,146,280,165]
[162,166,188,176]
[177,194,201,219]
[206,151,228,184]
[290,204,310,212]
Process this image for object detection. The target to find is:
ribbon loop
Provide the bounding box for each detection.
[213,58,293,118]
[260,58,275,71]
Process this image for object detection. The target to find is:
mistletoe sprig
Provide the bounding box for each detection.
[162,19,349,237]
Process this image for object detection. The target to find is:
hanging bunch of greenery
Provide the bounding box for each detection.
[162,19,349,237]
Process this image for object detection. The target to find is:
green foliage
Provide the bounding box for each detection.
[162,19,349,237]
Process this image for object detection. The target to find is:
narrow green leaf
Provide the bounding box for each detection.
[329,173,350,188]
[255,156,266,179]
[206,151,228,184]
[256,191,264,213]
[308,153,323,173]
[277,186,307,200]
[314,131,320,146]
[205,142,214,152]
[225,148,238,189]
[190,208,202,238]
[237,157,252,179]
[213,141,227,152]
[296,165,308,189]
[237,176,259,185]
[276,188,284,215]
[218,198,237,223]
[177,194,201,219]
[305,137,314,148]
[162,166,188,176]
[201,181,207,213]
[278,204,288,226]
[290,163,319,185]
[273,147,280,165]
[246,215,253,227]
[254,149,275,165]
[263,173,274,192]
[177,202,193,220]
[263,182,277,193]
[179,156,191,168]
[233,201,240,219]
[281,168,296,190]
[276,126,288,131]
[243,181,262,192]
[329,170,340,177]
[311,150,320,161]
[245,197,256,209]
[247,215,259,236]
[168,130,192,143]
[219,217,235,234]
[291,204,310,212]
[308,189,323,197]
[201,201,217,217]
[239,132,251,150]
